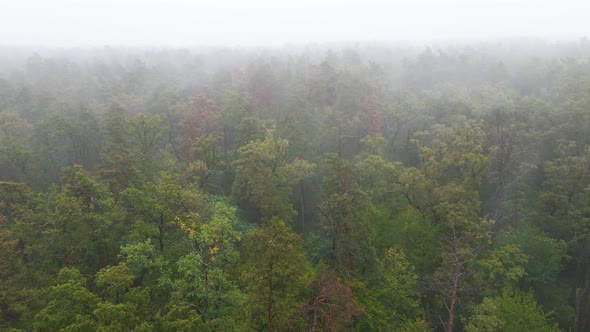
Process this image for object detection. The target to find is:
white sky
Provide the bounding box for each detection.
[0,0,588,47]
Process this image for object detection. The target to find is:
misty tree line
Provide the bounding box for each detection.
[1,40,590,331]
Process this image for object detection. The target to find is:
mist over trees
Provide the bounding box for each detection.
[1,39,590,331]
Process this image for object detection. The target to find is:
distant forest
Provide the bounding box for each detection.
[1,40,590,331]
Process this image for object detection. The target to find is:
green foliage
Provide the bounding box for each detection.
[158,303,205,331]
[34,110,102,185]
[120,239,166,284]
[476,244,528,293]
[501,227,573,324]
[0,113,33,180]
[400,119,491,243]
[3,44,590,331]
[0,181,34,221]
[356,150,401,205]
[94,302,138,331]
[0,215,41,329]
[233,129,312,223]
[43,189,93,267]
[121,172,208,255]
[507,228,566,291]
[355,247,423,331]
[241,218,310,331]
[465,289,560,332]
[371,207,439,274]
[236,116,265,147]
[33,268,99,331]
[98,101,139,198]
[96,263,134,303]
[166,202,244,326]
[360,135,388,157]
[536,142,590,330]
[128,112,167,177]
[539,142,589,226]
[320,153,375,275]
[190,135,224,188]
[34,265,157,331]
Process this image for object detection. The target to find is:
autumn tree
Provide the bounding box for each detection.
[176,94,221,161]
[296,266,364,332]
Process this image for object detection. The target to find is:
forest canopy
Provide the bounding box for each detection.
[1,40,590,331]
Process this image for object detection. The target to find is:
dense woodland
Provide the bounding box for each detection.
[1,40,590,331]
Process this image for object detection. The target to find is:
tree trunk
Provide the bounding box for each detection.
[445,228,462,332]
[311,297,319,332]
[446,269,460,332]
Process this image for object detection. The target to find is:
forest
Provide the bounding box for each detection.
[1,40,590,331]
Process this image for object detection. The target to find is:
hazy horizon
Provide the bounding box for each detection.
[1,0,589,48]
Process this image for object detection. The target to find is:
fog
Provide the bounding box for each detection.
[1,0,589,47]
